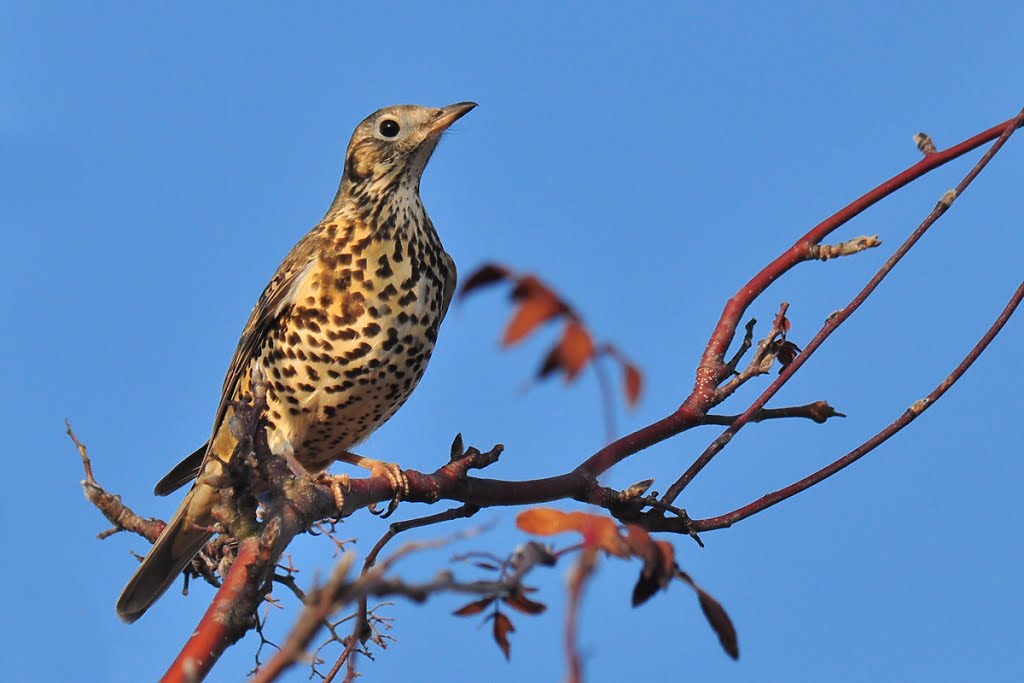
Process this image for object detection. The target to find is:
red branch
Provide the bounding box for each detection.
[662,107,1024,503]
[162,538,264,683]
[693,276,1024,531]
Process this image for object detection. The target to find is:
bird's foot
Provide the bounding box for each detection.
[315,472,352,513]
[338,451,409,518]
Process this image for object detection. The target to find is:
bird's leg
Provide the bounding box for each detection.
[276,443,351,514]
[336,451,409,517]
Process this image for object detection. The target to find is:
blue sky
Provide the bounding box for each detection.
[3,2,1022,681]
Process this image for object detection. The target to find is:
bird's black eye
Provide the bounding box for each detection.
[378,119,401,138]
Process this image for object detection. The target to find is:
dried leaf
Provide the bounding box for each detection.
[509,275,549,301]
[453,596,496,616]
[776,340,801,371]
[559,321,595,380]
[677,570,739,659]
[624,525,658,565]
[516,508,576,535]
[623,362,643,407]
[502,592,547,615]
[517,509,630,556]
[626,527,677,606]
[503,290,565,346]
[491,611,515,660]
[537,344,561,379]
[579,514,631,557]
[459,263,511,298]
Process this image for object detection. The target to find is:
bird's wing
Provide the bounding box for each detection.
[439,250,457,323]
[154,232,321,494]
[210,236,320,444]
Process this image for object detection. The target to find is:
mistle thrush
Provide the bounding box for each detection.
[116,102,476,623]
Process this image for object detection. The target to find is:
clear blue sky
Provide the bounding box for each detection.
[3,3,1022,681]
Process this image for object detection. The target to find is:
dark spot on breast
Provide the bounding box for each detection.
[376,255,393,278]
[345,342,373,360]
[381,328,399,352]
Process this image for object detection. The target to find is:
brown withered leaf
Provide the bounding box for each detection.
[776,340,801,371]
[626,527,678,606]
[623,362,643,407]
[502,592,547,615]
[509,274,549,301]
[537,344,561,379]
[503,289,566,346]
[459,263,511,298]
[453,596,496,617]
[491,611,515,660]
[677,570,739,660]
[559,321,595,380]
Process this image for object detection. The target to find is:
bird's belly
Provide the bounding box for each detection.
[262,291,439,471]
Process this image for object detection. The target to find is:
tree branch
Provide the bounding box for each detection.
[693,276,1024,531]
[662,107,1024,505]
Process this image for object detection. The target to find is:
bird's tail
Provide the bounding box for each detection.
[115,489,213,623]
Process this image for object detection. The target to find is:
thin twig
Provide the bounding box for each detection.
[693,276,1024,531]
[662,108,1024,505]
[703,401,845,426]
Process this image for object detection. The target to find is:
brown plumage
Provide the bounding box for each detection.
[116,102,476,623]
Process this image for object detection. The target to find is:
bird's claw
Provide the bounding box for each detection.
[367,462,409,518]
[315,473,352,514]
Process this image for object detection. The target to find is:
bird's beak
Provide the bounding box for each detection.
[425,101,478,136]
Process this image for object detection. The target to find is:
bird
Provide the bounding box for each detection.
[116,101,477,623]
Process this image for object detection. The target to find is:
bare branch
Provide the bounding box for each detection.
[662,107,1024,506]
[703,401,846,426]
[693,276,1024,531]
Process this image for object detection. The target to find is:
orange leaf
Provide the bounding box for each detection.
[558,321,595,380]
[655,540,677,577]
[502,592,547,615]
[516,508,576,535]
[517,508,630,556]
[579,514,631,557]
[459,263,511,298]
[453,596,496,617]
[502,290,565,346]
[624,525,658,564]
[491,611,515,660]
[623,362,643,407]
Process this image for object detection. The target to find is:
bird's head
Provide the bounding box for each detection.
[341,102,477,192]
